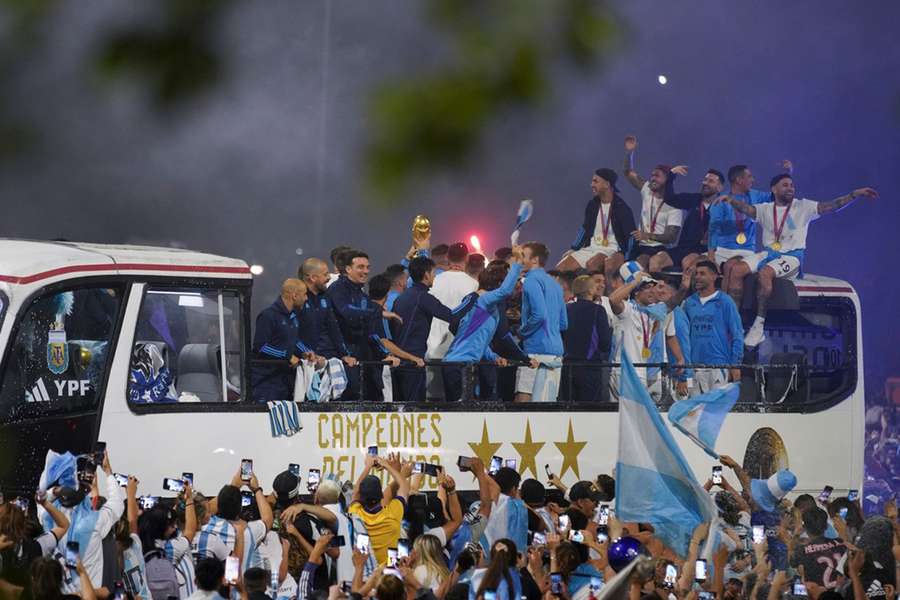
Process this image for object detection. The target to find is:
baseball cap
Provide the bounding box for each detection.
[594,168,620,193]
[569,480,602,503]
[359,475,384,506]
[545,488,570,508]
[520,479,546,505]
[272,471,302,509]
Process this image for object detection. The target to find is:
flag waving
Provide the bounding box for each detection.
[510,198,533,246]
[615,351,714,557]
[668,383,740,459]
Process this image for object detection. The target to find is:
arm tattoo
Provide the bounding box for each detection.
[623,151,645,190]
[650,225,680,244]
[818,193,856,215]
[728,198,756,218]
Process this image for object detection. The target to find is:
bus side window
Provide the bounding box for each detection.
[0,286,122,421]
[129,287,243,404]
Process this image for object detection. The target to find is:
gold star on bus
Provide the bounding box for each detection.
[468,420,502,467]
[512,420,544,478]
[554,419,587,479]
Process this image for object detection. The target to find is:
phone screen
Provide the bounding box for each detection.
[589,577,602,593]
[568,530,584,543]
[413,462,424,474]
[597,525,609,543]
[424,463,442,477]
[398,539,411,559]
[307,468,321,489]
[241,491,253,507]
[457,456,474,472]
[484,591,497,600]
[356,534,370,554]
[695,559,708,581]
[241,459,253,481]
[182,472,194,486]
[163,478,185,493]
[793,581,808,597]
[387,548,398,567]
[289,463,300,476]
[752,525,765,544]
[367,446,378,456]
[330,535,347,548]
[598,505,609,525]
[550,573,563,595]
[113,581,126,600]
[839,507,849,519]
[504,458,517,470]
[818,485,834,502]
[113,473,129,487]
[139,496,158,510]
[712,466,723,485]
[558,515,570,531]
[664,564,678,588]
[848,489,859,501]
[65,541,79,568]
[489,456,502,474]
[225,556,240,584]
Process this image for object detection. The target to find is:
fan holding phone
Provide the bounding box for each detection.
[347,454,410,565]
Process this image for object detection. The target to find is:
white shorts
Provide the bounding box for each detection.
[566,243,622,268]
[516,354,562,402]
[693,368,729,395]
[756,253,801,280]
[715,247,762,273]
[608,368,661,402]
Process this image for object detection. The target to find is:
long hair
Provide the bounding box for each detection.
[476,539,518,599]
[0,503,26,545]
[30,557,64,600]
[413,534,450,585]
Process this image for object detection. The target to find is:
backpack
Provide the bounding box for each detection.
[143,549,179,600]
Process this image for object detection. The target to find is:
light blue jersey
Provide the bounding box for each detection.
[709,188,771,251]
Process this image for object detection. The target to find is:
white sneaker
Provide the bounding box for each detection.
[744,321,766,347]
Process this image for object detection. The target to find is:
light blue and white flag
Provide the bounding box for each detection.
[615,351,714,557]
[668,383,740,459]
[510,199,534,246]
[480,494,529,555]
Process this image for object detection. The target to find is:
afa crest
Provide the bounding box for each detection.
[47,328,69,375]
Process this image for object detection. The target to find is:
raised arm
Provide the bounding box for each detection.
[480,260,523,309]
[249,472,274,531]
[351,455,376,505]
[608,272,645,315]
[126,476,140,535]
[378,456,410,501]
[723,196,757,219]
[816,187,878,215]
[438,473,463,540]
[182,482,198,542]
[622,136,645,191]
[38,493,70,542]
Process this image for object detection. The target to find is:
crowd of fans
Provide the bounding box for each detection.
[1,445,897,600]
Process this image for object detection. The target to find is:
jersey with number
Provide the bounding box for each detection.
[789,536,847,589]
[640,182,683,248]
[754,198,820,252]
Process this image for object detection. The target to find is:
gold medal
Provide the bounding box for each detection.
[736,232,747,245]
[601,238,609,247]
[772,241,782,251]
[642,347,651,359]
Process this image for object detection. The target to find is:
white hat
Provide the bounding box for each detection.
[619,261,656,285]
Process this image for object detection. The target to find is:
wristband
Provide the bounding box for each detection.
[252,487,263,495]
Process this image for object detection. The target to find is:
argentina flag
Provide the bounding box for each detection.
[616,352,714,557]
[668,383,740,459]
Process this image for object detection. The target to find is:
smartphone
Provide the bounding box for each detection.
[545,464,554,480]
[341,582,353,594]
[330,535,347,548]
[699,593,715,600]
[307,468,321,490]
[139,496,158,510]
[818,485,834,503]
[65,541,79,569]
[793,580,808,597]
[113,473,129,487]
[839,507,849,520]
[589,577,602,594]
[398,539,411,559]
[752,525,765,544]
[367,446,378,457]
[94,441,106,466]
[550,573,563,595]
[289,463,301,477]
[225,555,240,585]
[597,525,609,543]
[484,591,497,600]
[568,529,585,543]
[558,514,570,531]
[664,564,678,588]
[182,472,194,486]
[848,489,859,502]
[489,456,502,475]
[387,547,398,568]
[712,465,723,485]
[241,490,253,508]
[356,533,370,554]
[597,504,610,526]
[504,458,517,471]
[695,559,708,581]
[241,458,253,481]
[457,456,475,472]
[413,462,424,474]
[532,532,547,546]
[162,477,185,493]
[113,581,126,600]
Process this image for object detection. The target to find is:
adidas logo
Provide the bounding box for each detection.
[26,378,51,402]
[866,578,886,599]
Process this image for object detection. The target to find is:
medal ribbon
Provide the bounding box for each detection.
[599,201,611,241]
[640,313,651,353]
[772,201,792,245]
[648,198,664,233]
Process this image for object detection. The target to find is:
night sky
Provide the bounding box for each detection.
[2,0,899,393]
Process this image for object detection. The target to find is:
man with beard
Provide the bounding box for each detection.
[298,257,356,368]
[663,167,726,271]
[723,174,877,347]
[622,136,684,273]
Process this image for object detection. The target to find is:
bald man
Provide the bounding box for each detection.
[250,278,312,402]
[298,258,355,366]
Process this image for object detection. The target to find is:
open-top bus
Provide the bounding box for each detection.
[0,240,864,498]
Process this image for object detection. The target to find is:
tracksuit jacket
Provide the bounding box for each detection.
[325,275,380,356]
[570,195,638,257]
[298,291,349,359]
[390,282,453,358]
[519,268,568,356]
[251,297,307,401]
[681,291,744,365]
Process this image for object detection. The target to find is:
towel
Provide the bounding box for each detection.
[267,401,302,437]
[294,358,347,402]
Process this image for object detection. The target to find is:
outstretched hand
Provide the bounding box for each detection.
[851,187,879,199]
[670,165,688,176]
[624,136,637,153]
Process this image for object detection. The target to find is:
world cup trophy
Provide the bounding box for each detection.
[412,214,431,243]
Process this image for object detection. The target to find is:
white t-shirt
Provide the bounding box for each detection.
[426,270,477,358]
[641,182,683,248]
[414,564,445,592]
[698,291,719,305]
[754,198,820,252]
[324,503,354,583]
[613,300,674,380]
[592,201,620,251]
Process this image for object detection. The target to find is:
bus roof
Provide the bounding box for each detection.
[0,239,250,285]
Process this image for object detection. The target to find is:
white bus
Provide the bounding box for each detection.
[0,240,864,499]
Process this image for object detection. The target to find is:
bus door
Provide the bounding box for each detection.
[0,281,126,495]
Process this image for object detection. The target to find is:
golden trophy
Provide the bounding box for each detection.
[412,214,431,243]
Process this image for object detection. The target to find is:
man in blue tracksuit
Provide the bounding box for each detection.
[298,257,352,361]
[390,256,453,402]
[515,242,568,403]
[251,279,311,402]
[681,260,744,394]
[442,253,530,401]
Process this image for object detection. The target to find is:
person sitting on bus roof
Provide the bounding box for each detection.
[561,275,611,403]
[298,258,355,366]
[250,278,312,403]
[723,174,878,347]
[391,257,454,402]
[662,166,726,272]
[681,260,743,393]
[348,454,409,566]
